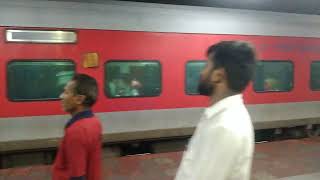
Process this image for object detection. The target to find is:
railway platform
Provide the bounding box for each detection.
[1,137,320,180]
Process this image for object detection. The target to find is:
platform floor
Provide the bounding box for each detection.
[1,137,320,180]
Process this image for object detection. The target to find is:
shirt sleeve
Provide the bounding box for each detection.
[65,129,87,179]
[175,126,243,180]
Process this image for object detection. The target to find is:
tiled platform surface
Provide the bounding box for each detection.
[1,137,320,180]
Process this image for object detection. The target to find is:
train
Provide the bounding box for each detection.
[1,0,320,164]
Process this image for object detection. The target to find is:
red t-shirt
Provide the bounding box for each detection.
[52,112,102,180]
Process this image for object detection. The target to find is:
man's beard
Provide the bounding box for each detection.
[198,78,214,96]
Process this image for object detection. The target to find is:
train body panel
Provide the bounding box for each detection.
[1,28,320,118]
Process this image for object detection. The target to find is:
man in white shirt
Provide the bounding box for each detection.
[175,41,256,180]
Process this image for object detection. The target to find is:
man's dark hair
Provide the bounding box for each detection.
[72,74,98,107]
[207,41,256,92]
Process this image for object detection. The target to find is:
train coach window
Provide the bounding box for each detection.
[105,61,161,98]
[185,61,206,95]
[7,61,75,101]
[311,62,320,90]
[254,61,293,92]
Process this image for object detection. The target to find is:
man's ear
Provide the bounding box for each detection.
[210,68,226,84]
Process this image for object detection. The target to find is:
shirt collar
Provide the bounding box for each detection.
[204,94,243,119]
[65,109,94,128]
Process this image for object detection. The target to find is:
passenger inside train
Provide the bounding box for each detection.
[106,61,161,97]
[108,74,135,97]
[254,61,293,92]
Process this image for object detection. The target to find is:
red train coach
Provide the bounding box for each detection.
[2,28,320,140]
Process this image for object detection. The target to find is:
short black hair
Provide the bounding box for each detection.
[72,74,98,107]
[207,41,256,92]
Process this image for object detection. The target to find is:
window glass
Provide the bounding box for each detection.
[7,61,75,101]
[186,61,206,95]
[311,62,320,90]
[254,61,293,92]
[105,61,161,97]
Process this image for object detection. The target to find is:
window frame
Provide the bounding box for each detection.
[310,60,320,91]
[104,60,162,99]
[185,60,207,95]
[253,60,294,93]
[6,59,76,102]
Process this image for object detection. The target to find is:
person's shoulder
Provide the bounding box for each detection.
[203,124,241,146]
[64,125,86,142]
[81,116,103,132]
[66,123,85,134]
[224,104,251,122]
[90,116,102,126]
[218,107,252,134]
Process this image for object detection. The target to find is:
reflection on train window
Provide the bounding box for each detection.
[105,61,161,98]
[254,61,293,92]
[186,61,206,95]
[7,61,75,101]
[311,62,320,91]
